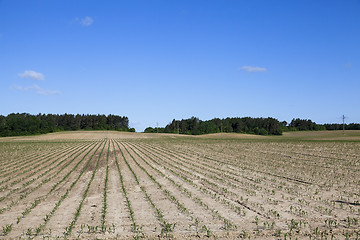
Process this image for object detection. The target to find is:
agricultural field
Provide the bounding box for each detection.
[0,131,359,239]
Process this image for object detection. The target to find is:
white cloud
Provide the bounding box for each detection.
[81,16,94,26]
[239,66,267,73]
[18,70,45,80]
[74,16,94,26]
[11,84,60,96]
[71,16,94,27]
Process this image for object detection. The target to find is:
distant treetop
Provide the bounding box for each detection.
[0,113,130,137]
[144,117,360,136]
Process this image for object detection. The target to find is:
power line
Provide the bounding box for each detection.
[342,114,345,135]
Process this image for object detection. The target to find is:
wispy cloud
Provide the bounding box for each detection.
[11,85,60,95]
[81,16,94,26]
[130,121,140,126]
[239,66,267,73]
[344,62,352,69]
[74,16,94,26]
[18,70,45,80]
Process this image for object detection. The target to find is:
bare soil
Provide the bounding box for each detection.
[0,131,359,239]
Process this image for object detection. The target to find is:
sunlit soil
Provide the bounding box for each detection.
[0,131,359,239]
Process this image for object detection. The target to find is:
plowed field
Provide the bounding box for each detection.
[0,131,359,239]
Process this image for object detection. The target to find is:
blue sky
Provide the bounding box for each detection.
[1,1,359,131]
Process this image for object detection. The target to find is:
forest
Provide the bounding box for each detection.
[1,113,360,137]
[144,117,360,136]
[0,113,133,137]
[145,117,283,135]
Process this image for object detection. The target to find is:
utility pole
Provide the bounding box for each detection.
[342,115,345,135]
[156,122,158,133]
[177,121,179,134]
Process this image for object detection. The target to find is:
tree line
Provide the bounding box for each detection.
[324,123,360,130]
[1,113,359,137]
[145,117,283,135]
[144,117,360,136]
[286,118,360,131]
[0,113,133,137]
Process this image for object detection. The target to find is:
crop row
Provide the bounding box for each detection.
[143,143,332,217]
[0,141,101,237]
[30,141,104,237]
[115,141,178,237]
[0,142,91,206]
[129,142,253,219]
[64,140,106,236]
[119,141,236,232]
[15,141,99,224]
[0,142,85,190]
[0,142,68,172]
[0,142,75,179]
[162,142,360,217]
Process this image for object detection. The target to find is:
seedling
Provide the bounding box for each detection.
[2,224,12,236]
